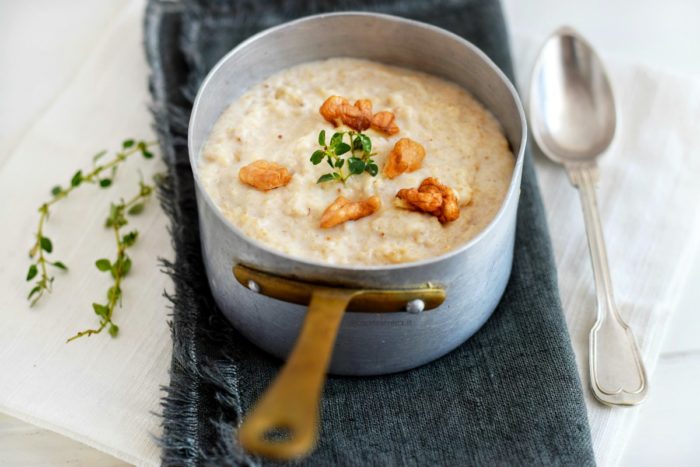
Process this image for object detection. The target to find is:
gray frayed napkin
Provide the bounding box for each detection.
[144,0,595,465]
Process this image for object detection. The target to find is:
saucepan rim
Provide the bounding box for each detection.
[188,11,526,273]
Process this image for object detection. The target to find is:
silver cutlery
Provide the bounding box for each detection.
[529,27,648,406]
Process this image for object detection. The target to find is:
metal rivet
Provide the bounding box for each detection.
[247,280,260,293]
[406,299,425,314]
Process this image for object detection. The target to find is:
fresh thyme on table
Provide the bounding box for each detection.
[310,129,379,183]
[25,139,160,342]
[26,139,155,306]
[66,177,157,342]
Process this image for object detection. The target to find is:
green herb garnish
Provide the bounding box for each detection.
[66,177,157,342]
[310,129,378,184]
[26,139,155,306]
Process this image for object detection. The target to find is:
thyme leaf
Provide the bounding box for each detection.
[25,140,156,306]
[309,130,378,184]
[66,177,158,343]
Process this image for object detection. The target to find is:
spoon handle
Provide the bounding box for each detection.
[567,165,648,406]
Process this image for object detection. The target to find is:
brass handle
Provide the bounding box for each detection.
[233,264,445,312]
[238,287,356,460]
[234,264,446,460]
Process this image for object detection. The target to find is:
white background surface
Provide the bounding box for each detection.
[1,0,699,465]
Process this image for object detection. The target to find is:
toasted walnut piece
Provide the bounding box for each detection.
[319,95,350,127]
[320,195,381,228]
[340,99,373,131]
[395,177,460,224]
[383,138,426,179]
[239,160,292,191]
[419,177,460,223]
[371,111,400,135]
[396,188,443,213]
[320,96,374,131]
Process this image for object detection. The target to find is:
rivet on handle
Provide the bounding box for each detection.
[405,299,425,314]
[247,279,260,293]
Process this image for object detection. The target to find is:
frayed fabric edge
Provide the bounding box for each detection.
[144,1,256,465]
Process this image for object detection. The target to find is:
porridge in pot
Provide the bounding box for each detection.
[199,58,514,265]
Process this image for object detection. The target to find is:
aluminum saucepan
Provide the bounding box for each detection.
[189,12,526,460]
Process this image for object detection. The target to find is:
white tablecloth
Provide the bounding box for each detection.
[1,1,699,465]
[0,0,171,464]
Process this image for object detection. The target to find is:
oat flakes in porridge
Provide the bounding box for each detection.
[199,58,514,265]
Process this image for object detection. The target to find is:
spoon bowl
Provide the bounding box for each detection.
[530,27,616,164]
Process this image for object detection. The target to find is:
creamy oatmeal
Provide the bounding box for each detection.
[199,58,514,265]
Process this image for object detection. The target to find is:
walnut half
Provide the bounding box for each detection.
[319,95,349,127]
[239,160,292,191]
[340,99,373,131]
[320,195,381,228]
[320,96,373,131]
[395,177,460,224]
[320,96,402,135]
[371,111,400,135]
[383,138,426,179]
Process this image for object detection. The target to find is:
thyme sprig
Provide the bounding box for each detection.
[26,140,155,305]
[66,178,156,342]
[310,129,378,184]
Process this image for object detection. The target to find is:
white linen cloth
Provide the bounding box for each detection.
[0,1,171,465]
[0,3,699,466]
[511,35,700,465]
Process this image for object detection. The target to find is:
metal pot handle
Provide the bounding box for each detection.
[233,264,445,460]
[238,287,355,460]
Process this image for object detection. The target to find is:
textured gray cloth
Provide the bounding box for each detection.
[144,0,596,465]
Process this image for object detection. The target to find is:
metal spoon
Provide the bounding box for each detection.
[529,27,648,406]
